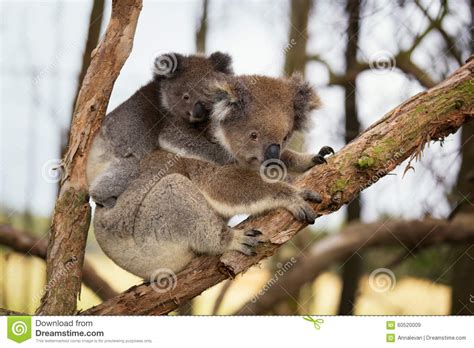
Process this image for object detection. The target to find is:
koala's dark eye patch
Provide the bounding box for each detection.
[283,133,290,142]
[183,93,190,101]
[250,131,258,141]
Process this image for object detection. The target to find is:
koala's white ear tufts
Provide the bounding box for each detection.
[209,52,234,74]
[208,80,239,122]
[291,73,321,131]
[153,53,184,78]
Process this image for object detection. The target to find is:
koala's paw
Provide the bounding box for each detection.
[300,189,322,203]
[230,229,265,256]
[288,201,319,224]
[312,146,335,165]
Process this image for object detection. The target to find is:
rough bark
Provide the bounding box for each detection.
[236,214,474,315]
[72,0,106,111]
[83,58,474,315]
[0,224,117,301]
[36,0,143,315]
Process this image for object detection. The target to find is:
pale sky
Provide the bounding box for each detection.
[0,0,471,230]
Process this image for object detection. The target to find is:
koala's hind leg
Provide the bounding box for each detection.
[136,173,264,258]
[89,157,140,208]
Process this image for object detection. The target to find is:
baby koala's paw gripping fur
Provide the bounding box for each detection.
[229,229,265,256]
[287,189,322,224]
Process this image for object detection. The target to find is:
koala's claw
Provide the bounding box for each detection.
[244,229,263,237]
[301,189,322,203]
[231,229,265,256]
[312,154,327,165]
[319,146,335,157]
[289,202,318,224]
[312,146,335,165]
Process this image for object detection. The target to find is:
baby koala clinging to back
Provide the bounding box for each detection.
[87,52,234,208]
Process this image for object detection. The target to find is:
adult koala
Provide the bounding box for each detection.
[93,74,333,278]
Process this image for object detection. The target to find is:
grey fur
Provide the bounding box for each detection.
[87,52,234,208]
[92,74,328,278]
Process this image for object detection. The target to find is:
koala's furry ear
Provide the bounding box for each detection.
[153,53,185,78]
[291,73,321,131]
[209,52,234,74]
[207,78,248,122]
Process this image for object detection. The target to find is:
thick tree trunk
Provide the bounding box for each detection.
[73,0,106,110]
[36,0,143,315]
[236,214,474,315]
[83,58,474,315]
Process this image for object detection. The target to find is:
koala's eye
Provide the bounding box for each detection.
[283,133,290,142]
[250,131,259,141]
[183,93,190,101]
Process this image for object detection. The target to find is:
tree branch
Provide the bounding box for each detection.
[0,224,117,301]
[36,0,143,315]
[413,0,464,65]
[235,214,474,315]
[83,58,474,315]
[0,308,26,316]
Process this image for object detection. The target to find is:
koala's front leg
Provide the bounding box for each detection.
[281,146,335,172]
[186,161,323,224]
[159,122,234,165]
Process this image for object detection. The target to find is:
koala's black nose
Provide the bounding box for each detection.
[191,101,209,123]
[264,144,281,161]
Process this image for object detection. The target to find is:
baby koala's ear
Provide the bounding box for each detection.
[290,73,321,131]
[153,53,185,78]
[209,52,234,75]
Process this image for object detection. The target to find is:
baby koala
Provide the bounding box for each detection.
[86,52,235,208]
